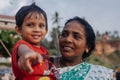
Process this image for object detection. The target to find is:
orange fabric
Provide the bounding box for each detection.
[12,40,56,80]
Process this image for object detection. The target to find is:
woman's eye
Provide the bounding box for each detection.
[74,34,81,40]
[60,32,68,38]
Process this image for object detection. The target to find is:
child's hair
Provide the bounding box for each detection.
[15,3,48,29]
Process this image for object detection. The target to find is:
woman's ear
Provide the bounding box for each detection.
[85,46,89,53]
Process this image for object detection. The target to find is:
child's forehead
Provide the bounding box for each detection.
[25,12,45,20]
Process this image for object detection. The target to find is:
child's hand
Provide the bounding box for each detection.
[17,44,43,73]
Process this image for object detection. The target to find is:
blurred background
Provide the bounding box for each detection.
[0,0,120,80]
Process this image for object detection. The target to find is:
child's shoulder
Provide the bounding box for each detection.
[13,40,32,49]
[15,40,29,45]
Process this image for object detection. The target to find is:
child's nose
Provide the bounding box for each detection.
[33,26,41,31]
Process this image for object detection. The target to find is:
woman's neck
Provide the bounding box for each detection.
[59,57,82,67]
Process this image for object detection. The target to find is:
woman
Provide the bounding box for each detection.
[55,16,114,80]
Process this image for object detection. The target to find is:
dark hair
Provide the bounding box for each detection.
[15,3,48,29]
[65,16,96,59]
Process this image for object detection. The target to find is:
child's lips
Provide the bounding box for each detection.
[32,35,40,39]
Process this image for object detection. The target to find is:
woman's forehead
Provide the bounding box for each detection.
[64,21,84,30]
[63,21,86,34]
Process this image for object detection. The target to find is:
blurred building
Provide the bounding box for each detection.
[0,14,15,30]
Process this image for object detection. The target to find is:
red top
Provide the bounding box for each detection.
[12,40,56,80]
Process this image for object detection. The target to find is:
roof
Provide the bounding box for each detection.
[0,14,15,30]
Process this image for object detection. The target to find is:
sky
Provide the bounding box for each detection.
[0,0,120,40]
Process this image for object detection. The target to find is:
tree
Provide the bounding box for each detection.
[112,30,119,39]
[0,30,20,57]
[50,11,62,56]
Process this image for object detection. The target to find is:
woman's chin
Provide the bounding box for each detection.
[62,53,73,59]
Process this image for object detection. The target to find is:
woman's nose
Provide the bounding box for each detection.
[65,35,73,42]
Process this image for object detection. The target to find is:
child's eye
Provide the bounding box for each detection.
[39,23,45,28]
[26,23,34,27]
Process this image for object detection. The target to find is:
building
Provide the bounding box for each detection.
[0,14,15,30]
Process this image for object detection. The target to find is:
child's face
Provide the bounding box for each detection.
[17,12,48,46]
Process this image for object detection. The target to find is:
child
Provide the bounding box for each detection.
[12,3,59,80]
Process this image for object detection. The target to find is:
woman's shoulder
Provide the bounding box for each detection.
[85,63,114,79]
[86,63,113,80]
[75,62,113,74]
[89,63,113,72]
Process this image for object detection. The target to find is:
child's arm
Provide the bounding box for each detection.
[17,44,43,73]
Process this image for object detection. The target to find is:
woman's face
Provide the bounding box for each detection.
[59,21,88,60]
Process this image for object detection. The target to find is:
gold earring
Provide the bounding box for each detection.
[86,49,89,53]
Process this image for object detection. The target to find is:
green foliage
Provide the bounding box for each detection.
[49,49,58,56]
[0,63,11,67]
[87,54,113,69]
[107,50,120,66]
[0,30,20,57]
[41,39,50,49]
[88,50,120,69]
[50,27,59,49]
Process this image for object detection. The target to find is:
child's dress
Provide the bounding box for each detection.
[12,40,59,80]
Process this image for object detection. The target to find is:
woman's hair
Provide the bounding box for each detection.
[65,16,96,59]
[15,3,48,29]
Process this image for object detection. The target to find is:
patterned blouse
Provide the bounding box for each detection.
[58,62,114,80]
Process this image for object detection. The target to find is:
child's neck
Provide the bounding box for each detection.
[33,45,40,48]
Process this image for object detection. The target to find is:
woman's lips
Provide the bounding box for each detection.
[62,46,73,51]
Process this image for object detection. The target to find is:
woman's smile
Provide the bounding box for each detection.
[61,44,74,52]
[62,46,73,51]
